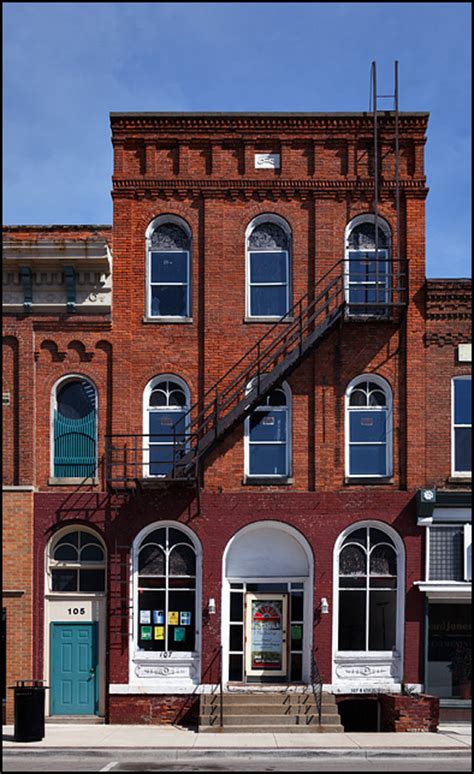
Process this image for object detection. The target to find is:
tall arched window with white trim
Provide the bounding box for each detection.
[245,382,291,478]
[345,215,391,316]
[53,376,97,479]
[337,525,399,651]
[346,375,392,478]
[144,376,190,477]
[246,216,291,319]
[146,217,191,319]
[135,525,198,653]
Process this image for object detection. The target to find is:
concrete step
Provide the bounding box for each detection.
[200,713,341,726]
[200,693,337,706]
[199,724,344,733]
[201,704,340,716]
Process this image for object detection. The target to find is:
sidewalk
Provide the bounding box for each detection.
[2,722,471,755]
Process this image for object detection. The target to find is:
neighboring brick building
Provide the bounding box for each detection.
[2,111,471,729]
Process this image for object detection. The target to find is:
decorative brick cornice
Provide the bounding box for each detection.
[425,331,471,346]
[426,279,472,320]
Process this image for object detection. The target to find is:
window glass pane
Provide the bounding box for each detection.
[52,569,77,592]
[349,389,368,407]
[169,528,193,548]
[230,624,243,651]
[79,569,105,592]
[229,654,243,681]
[343,528,367,547]
[57,381,95,419]
[249,443,287,476]
[168,590,195,651]
[149,444,174,476]
[340,545,366,576]
[339,591,365,650]
[141,529,166,549]
[340,576,366,588]
[230,593,244,622]
[56,532,79,548]
[80,545,104,562]
[290,592,303,621]
[139,544,165,575]
[369,528,395,548]
[79,531,101,547]
[169,545,195,576]
[368,390,386,407]
[369,576,397,588]
[150,411,186,442]
[290,653,302,682]
[250,410,287,442]
[427,603,471,699]
[349,252,379,279]
[151,285,187,317]
[349,444,387,476]
[54,544,78,561]
[370,545,397,576]
[249,251,287,284]
[169,389,186,407]
[429,527,464,581]
[151,252,188,284]
[138,590,166,651]
[455,428,472,473]
[350,411,386,442]
[267,389,287,407]
[250,286,287,317]
[454,379,472,425]
[369,591,396,650]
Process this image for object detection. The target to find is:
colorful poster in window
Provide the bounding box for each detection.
[251,600,283,670]
[140,626,152,640]
[180,611,191,626]
[140,610,151,624]
[154,626,165,640]
[174,627,185,642]
[168,611,179,625]
[153,610,164,625]
[291,624,302,640]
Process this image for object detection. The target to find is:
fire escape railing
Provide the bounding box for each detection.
[105,258,408,487]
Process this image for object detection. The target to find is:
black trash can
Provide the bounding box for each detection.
[10,681,48,742]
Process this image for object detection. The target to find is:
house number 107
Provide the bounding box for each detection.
[67,607,86,615]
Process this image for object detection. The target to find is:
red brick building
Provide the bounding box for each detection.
[2,111,471,729]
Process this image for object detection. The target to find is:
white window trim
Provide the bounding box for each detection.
[45,525,107,596]
[451,376,472,477]
[464,523,472,582]
[245,214,292,320]
[145,215,192,321]
[244,379,292,479]
[344,373,393,479]
[50,373,98,480]
[142,374,191,479]
[344,214,392,317]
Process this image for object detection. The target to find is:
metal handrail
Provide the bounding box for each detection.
[310,650,323,725]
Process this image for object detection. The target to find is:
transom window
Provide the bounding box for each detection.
[245,385,290,478]
[147,219,191,318]
[145,377,189,477]
[49,529,106,593]
[346,376,392,478]
[345,217,391,316]
[452,376,471,475]
[337,526,399,651]
[136,526,197,652]
[246,218,291,318]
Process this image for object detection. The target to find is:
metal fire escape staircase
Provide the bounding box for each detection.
[106,258,407,490]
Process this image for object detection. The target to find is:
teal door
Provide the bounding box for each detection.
[51,623,98,715]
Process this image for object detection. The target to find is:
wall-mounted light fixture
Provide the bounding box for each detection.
[320,597,329,615]
[208,598,216,615]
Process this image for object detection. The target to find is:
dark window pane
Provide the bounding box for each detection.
[80,544,104,561]
[149,444,174,476]
[455,428,472,472]
[267,389,287,407]
[343,528,367,548]
[141,529,166,549]
[369,591,396,650]
[368,390,387,407]
[230,592,244,622]
[369,528,395,549]
[249,251,287,283]
[454,379,472,425]
[340,576,366,588]
[150,411,186,442]
[151,285,187,317]
[349,444,387,476]
[370,576,397,588]
[80,569,105,592]
[229,654,243,681]
[290,592,303,621]
[169,528,193,548]
[54,544,78,561]
[52,569,77,592]
[427,603,471,699]
[169,576,195,589]
[250,285,288,317]
[56,532,79,548]
[249,443,287,476]
[138,590,166,651]
[139,544,165,575]
[168,590,195,651]
[57,381,95,419]
[149,388,167,407]
[349,388,368,407]
[250,410,287,442]
[290,652,302,682]
[370,545,397,576]
[169,545,195,576]
[230,625,243,651]
[168,389,186,407]
[338,591,366,650]
[350,411,387,443]
[151,251,188,283]
[340,545,366,576]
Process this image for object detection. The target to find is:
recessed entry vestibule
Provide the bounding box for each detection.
[222,521,314,685]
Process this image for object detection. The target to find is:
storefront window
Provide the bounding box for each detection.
[427,604,471,699]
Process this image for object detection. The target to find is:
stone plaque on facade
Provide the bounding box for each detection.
[255,153,280,169]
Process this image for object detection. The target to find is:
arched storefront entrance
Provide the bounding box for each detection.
[222,521,313,685]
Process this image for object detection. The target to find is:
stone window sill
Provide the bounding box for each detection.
[242,476,294,486]
[48,477,99,486]
[448,476,472,484]
[142,317,193,324]
[244,317,294,324]
[344,477,394,485]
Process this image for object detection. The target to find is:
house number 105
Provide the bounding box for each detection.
[67,607,86,615]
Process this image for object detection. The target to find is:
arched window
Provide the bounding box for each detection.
[135,525,198,652]
[146,217,191,319]
[346,375,392,478]
[245,382,291,478]
[144,376,190,477]
[246,216,291,319]
[48,528,106,593]
[345,215,391,315]
[337,525,400,652]
[53,376,97,478]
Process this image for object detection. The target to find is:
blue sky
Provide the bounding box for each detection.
[3,2,471,277]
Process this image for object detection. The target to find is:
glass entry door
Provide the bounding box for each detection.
[245,593,288,678]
